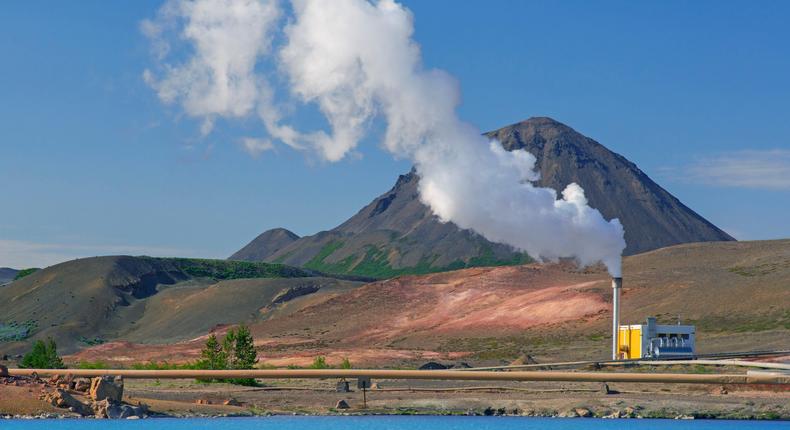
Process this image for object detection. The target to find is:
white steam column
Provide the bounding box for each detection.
[612,277,622,360]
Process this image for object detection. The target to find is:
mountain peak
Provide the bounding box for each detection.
[229,228,300,261]
[486,117,733,254]
[515,116,566,126]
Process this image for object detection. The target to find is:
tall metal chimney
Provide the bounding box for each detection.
[612,277,622,360]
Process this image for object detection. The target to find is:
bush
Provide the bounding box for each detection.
[340,357,352,369]
[21,338,65,369]
[310,356,329,369]
[13,268,39,281]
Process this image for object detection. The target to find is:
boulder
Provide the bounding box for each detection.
[74,379,90,392]
[119,405,142,419]
[223,398,241,406]
[335,400,350,409]
[93,399,147,419]
[92,399,110,418]
[45,388,91,416]
[106,402,124,419]
[510,354,538,366]
[418,361,448,370]
[575,408,593,418]
[90,376,123,402]
[601,383,618,394]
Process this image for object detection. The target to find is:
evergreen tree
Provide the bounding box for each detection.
[223,325,258,386]
[200,333,226,370]
[21,338,65,369]
[233,325,257,370]
[222,328,237,370]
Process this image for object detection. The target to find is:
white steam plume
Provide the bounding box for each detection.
[141,0,280,135]
[143,0,627,276]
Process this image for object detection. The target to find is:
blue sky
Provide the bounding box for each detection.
[1,0,789,268]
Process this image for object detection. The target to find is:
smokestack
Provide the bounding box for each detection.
[612,277,622,360]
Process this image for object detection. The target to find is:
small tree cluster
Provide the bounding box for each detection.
[199,325,258,386]
[21,338,65,369]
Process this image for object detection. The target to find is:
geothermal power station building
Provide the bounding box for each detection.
[611,277,696,360]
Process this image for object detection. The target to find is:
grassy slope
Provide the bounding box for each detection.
[148,257,311,280]
[303,240,531,278]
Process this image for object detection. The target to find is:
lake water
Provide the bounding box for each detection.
[2,417,788,429]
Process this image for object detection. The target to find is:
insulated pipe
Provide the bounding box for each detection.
[5,368,790,385]
[612,277,622,360]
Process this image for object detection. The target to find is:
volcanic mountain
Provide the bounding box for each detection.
[231,117,733,277]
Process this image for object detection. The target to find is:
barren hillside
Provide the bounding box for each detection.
[65,240,789,367]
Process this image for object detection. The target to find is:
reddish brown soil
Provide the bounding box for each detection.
[64,240,790,367]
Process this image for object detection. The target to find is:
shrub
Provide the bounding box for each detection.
[21,338,65,369]
[13,268,39,281]
[340,357,352,369]
[310,356,329,369]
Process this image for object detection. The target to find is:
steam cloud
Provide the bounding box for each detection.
[143,0,627,276]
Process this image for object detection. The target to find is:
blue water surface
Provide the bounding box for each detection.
[2,416,788,430]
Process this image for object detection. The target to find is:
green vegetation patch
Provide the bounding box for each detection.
[304,241,532,279]
[309,356,330,369]
[13,268,39,281]
[149,257,311,280]
[0,320,37,342]
[79,336,106,346]
[303,241,348,272]
[21,338,65,369]
[468,244,532,268]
